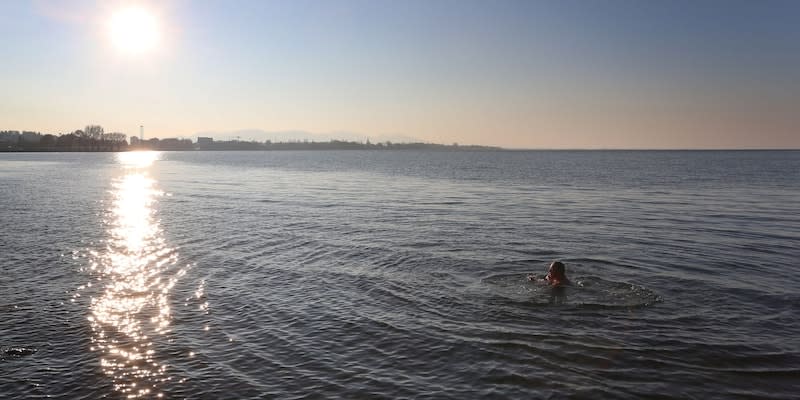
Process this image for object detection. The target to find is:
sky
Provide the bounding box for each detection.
[0,0,798,149]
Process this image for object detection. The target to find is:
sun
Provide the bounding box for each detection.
[108,7,161,55]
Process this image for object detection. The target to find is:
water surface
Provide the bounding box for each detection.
[1,150,799,399]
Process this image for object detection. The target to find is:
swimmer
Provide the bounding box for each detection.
[527,261,570,287]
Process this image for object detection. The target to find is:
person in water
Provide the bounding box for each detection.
[528,261,570,287]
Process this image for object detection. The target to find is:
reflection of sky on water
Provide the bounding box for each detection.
[84,151,184,398]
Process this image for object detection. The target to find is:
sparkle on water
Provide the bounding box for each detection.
[83,151,184,398]
[117,151,160,168]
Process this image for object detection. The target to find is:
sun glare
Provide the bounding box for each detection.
[117,151,160,168]
[108,7,160,55]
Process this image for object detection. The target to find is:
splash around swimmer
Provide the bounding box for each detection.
[527,261,570,287]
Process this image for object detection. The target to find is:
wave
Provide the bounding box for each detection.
[483,273,662,309]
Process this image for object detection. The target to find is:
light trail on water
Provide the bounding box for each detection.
[82,152,185,398]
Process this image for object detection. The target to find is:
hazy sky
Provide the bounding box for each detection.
[1,0,798,148]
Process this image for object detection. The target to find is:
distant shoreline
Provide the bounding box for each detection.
[1,129,506,152]
[3,129,797,152]
[2,148,798,153]
[0,142,502,152]
[3,147,799,153]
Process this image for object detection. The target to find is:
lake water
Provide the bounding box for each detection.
[1,150,798,399]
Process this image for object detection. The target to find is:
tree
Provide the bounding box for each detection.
[41,134,56,149]
[85,125,104,140]
[105,132,127,151]
[56,133,77,150]
[106,132,126,143]
[84,125,104,150]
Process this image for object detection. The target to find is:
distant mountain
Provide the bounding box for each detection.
[194,129,421,144]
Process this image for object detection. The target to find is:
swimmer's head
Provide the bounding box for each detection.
[549,261,566,278]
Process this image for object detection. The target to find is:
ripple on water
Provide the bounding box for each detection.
[3,151,799,399]
[483,273,662,309]
[0,346,38,360]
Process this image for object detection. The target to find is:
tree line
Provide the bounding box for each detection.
[0,125,128,152]
[195,139,500,151]
[1,126,501,152]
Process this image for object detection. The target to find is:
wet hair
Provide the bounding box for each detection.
[550,261,566,275]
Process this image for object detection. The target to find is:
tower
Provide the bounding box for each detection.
[139,125,144,141]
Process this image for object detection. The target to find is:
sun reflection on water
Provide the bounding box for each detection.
[85,151,183,398]
[117,151,160,168]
